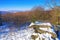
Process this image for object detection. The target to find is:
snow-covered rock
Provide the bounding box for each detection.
[0,22,59,40]
[29,21,52,27]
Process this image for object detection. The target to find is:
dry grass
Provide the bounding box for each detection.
[31,35,38,40]
[29,25,51,28]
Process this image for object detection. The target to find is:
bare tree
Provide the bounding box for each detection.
[0,12,2,26]
[46,0,60,25]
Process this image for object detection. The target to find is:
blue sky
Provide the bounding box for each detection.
[0,0,59,11]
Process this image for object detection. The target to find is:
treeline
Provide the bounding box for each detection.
[1,6,60,26]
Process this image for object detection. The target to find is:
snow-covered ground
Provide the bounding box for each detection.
[0,27,35,40]
[0,22,59,40]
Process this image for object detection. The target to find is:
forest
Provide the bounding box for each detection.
[1,6,60,26]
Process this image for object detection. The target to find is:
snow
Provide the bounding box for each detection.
[0,21,59,40]
[29,21,52,27]
[39,28,48,31]
[38,33,52,40]
[29,22,34,26]
[58,31,60,40]
[0,28,34,40]
[39,28,55,33]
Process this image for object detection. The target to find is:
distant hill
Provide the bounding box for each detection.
[0,11,11,14]
[8,10,22,13]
